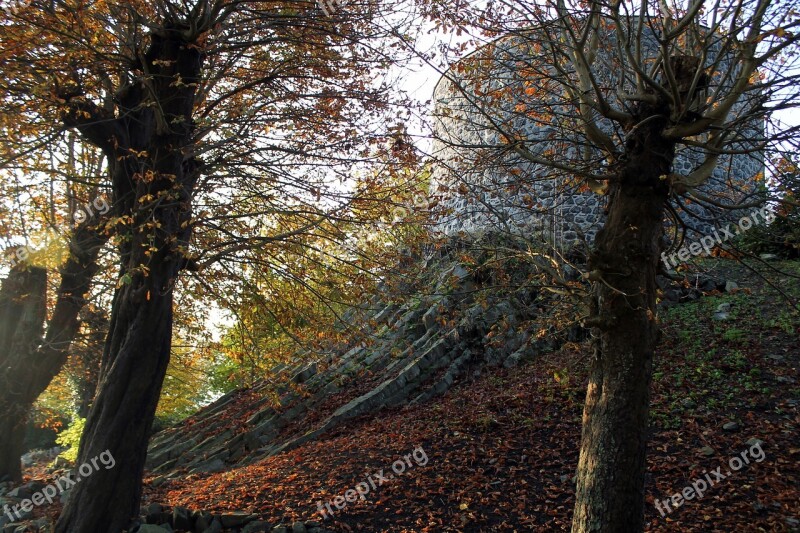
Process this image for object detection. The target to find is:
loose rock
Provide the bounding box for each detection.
[723,421,741,431]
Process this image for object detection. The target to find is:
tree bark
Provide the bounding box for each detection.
[73,309,106,419]
[54,25,202,533]
[0,219,108,482]
[571,103,674,532]
[0,266,47,482]
[54,278,176,532]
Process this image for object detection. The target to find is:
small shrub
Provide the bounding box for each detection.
[55,416,86,463]
[735,189,800,259]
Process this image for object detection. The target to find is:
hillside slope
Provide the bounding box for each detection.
[144,237,580,482]
[139,258,799,532]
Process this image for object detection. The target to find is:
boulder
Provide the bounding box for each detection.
[219,512,256,528]
[134,525,173,533]
[241,521,272,533]
[201,518,223,533]
[188,458,226,475]
[173,506,192,530]
[192,510,213,532]
[6,487,30,499]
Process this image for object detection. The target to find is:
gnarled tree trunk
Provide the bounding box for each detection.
[0,218,108,482]
[54,25,202,533]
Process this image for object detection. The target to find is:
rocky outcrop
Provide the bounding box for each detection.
[128,503,330,533]
[145,236,571,481]
[144,234,741,486]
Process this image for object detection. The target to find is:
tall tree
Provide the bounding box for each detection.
[0,121,110,482]
[424,0,800,530]
[0,214,108,482]
[1,1,416,530]
[69,305,108,419]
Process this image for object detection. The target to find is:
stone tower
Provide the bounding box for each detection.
[429,27,764,250]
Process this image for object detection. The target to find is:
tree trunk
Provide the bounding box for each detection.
[73,308,107,419]
[54,26,202,533]
[0,220,107,482]
[54,281,176,532]
[571,104,674,532]
[0,266,47,482]
[0,411,29,484]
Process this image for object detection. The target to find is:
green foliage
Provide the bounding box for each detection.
[55,416,86,463]
[722,327,747,342]
[155,341,216,424]
[735,168,800,259]
[207,351,247,396]
[653,259,800,433]
[768,309,799,334]
[33,369,83,434]
[735,209,800,258]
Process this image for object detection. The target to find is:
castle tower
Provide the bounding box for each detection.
[429,25,765,251]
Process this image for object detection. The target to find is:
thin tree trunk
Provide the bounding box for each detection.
[73,308,107,419]
[571,103,674,532]
[0,220,107,482]
[0,266,46,482]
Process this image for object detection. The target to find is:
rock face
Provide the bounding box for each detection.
[145,233,720,480]
[146,236,575,479]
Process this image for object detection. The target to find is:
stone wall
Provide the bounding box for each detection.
[429,24,764,249]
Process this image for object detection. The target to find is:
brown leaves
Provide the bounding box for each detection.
[137,261,800,532]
